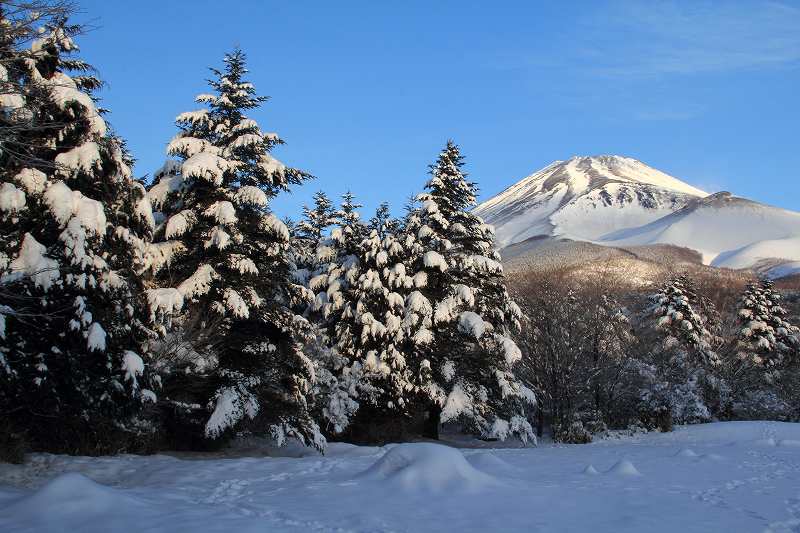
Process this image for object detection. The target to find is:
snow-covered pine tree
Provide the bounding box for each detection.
[291,190,335,293]
[0,15,157,452]
[640,275,720,426]
[292,191,336,274]
[287,191,353,435]
[309,192,367,324]
[305,193,367,435]
[650,275,720,367]
[406,141,534,442]
[146,49,322,449]
[737,279,800,368]
[346,223,421,437]
[299,191,336,243]
[369,201,398,239]
[308,193,430,440]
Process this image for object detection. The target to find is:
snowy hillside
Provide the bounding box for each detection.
[2,422,800,532]
[473,155,707,247]
[601,192,800,269]
[476,156,800,273]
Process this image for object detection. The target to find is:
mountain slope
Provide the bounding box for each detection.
[476,155,800,274]
[601,192,800,267]
[474,155,706,247]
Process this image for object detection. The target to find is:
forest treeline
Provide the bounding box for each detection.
[1,2,798,462]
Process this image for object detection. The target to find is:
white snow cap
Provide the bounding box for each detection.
[44,181,107,235]
[458,311,487,339]
[146,288,184,320]
[165,210,194,239]
[55,142,103,175]
[5,233,60,290]
[205,386,259,439]
[86,322,106,352]
[177,264,218,298]
[235,185,268,207]
[122,350,145,391]
[423,251,448,272]
[45,72,107,136]
[0,182,26,212]
[223,288,250,318]
[204,201,238,225]
[499,336,522,365]
[14,168,47,195]
[181,152,232,185]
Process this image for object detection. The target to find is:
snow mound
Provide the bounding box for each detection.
[358,443,496,491]
[582,464,600,475]
[606,459,642,476]
[755,438,777,447]
[326,442,383,457]
[675,448,699,458]
[7,472,142,524]
[466,452,516,476]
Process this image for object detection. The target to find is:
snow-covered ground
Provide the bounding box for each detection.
[2,421,800,532]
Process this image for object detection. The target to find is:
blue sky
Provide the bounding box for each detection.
[74,0,800,219]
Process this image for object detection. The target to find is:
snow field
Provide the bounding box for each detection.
[2,421,800,532]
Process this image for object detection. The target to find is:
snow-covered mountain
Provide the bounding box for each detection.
[474,156,707,248]
[475,155,800,274]
[602,191,800,271]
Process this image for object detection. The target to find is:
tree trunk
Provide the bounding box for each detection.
[537,408,544,438]
[422,406,441,440]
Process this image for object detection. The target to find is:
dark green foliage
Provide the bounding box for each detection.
[0,11,157,455]
[146,49,321,448]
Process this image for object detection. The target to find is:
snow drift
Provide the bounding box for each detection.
[5,473,144,531]
[357,443,497,491]
[2,422,800,532]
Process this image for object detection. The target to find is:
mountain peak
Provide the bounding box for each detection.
[474,155,707,247]
[475,157,800,276]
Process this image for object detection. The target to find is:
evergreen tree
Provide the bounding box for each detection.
[306,193,366,435]
[640,275,720,426]
[298,191,335,243]
[309,192,366,321]
[737,279,800,368]
[289,190,352,435]
[291,190,335,292]
[407,141,534,442]
[146,50,321,448]
[368,201,398,239]
[650,275,720,367]
[308,192,432,440]
[0,14,157,451]
[402,192,418,219]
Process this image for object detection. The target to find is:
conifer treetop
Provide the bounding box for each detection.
[420,140,477,215]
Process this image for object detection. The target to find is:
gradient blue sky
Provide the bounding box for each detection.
[74,0,800,219]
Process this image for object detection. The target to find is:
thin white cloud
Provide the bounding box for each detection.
[584,0,800,77]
